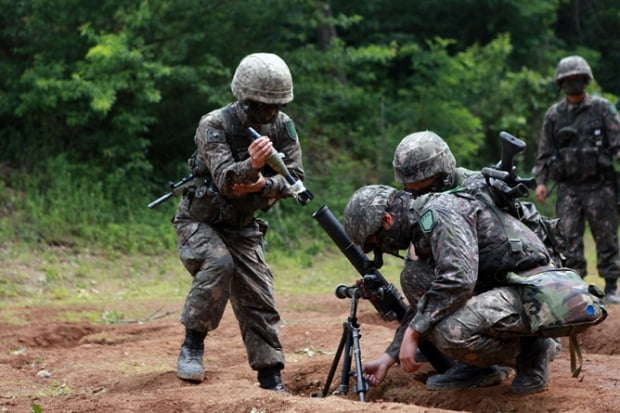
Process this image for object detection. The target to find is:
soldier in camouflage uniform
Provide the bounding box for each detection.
[392,130,476,196]
[344,184,567,395]
[172,53,307,392]
[532,55,620,304]
[362,131,504,390]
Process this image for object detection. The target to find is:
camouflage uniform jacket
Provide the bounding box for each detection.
[407,191,551,337]
[173,101,305,228]
[532,93,620,185]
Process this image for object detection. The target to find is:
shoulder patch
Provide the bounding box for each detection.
[609,101,619,116]
[285,120,298,140]
[419,209,436,233]
[207,129,226,143]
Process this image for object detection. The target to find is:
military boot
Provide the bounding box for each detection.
[511,336,550,394]
[549,338,562,361]
[425,362,509,390]
[604,279,620,305]
[415,348,428,363]
[605,293,620,304]
[258,366,289,393]
[176,329,207,382]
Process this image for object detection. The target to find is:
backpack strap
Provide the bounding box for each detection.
[474,190,524,253]
[569,333,583,378]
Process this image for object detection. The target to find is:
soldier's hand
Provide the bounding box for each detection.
[233,173,266,194]
[248,136,273,169]
[362,353,396,386]
[535,184,548,204]
[399,327,423,373]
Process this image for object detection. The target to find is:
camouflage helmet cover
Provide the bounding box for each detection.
[231,53,294,104]
[344,185,397,247]
[392,131,456,184]
[555,55,593,85]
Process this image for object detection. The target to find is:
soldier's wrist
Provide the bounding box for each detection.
[262,177,273,193]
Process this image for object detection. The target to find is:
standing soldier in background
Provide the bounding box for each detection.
[532,55,620,304]
[172,52,308,392]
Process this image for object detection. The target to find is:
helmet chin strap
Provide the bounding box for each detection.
[371,248,384,270]
[369,249,405,272]
[439,174,455,190]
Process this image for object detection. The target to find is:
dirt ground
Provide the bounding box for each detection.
[1,292,620,413]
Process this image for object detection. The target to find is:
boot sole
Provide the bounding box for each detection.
[426,375,503,390]
[511,383,548,395]
[177,371,205,382]
[605,294,620,304]
[511,376,548,395]
[426,367,511,391]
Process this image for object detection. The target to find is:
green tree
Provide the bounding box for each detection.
[555,0,620,95]
[1,0,619,251]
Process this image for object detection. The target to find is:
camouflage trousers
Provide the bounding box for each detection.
[428,287,528,367]
[556,181,620,280]
[387,259,529,367]
[174,219,285,371]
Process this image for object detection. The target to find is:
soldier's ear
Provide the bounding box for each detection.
[381,212,395,229]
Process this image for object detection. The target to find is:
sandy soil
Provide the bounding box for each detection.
[1,292,620,413]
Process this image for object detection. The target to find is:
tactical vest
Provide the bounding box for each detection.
[548,97,613,182]
[411,188,549,285]
[459,173,565,267]
[183,104,290,227]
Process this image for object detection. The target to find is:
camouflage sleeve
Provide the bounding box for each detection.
[385,307,415,360]
[603,99,620,159]
[409,196,480,337]
[194,111,260,197]
[532,105,557,186]
[385,257,437,359]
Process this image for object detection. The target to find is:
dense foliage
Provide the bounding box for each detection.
[0,0,618,253]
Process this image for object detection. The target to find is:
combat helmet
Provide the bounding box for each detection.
[555,55,593,85]
[392,131,456,184]
[231,53,294,105]
[344,185,397,248]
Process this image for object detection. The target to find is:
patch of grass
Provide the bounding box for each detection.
[37,381,73,397]
[117,359,169,375]
[0,275,19,298]
[5,381,74,399]
[0,225,604,315]
[0,242,187,307]
[270,248,404,298]
[583,227,605,289]
[54,310,106,324]
[2,239,408,308]
[0,307,29,325]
